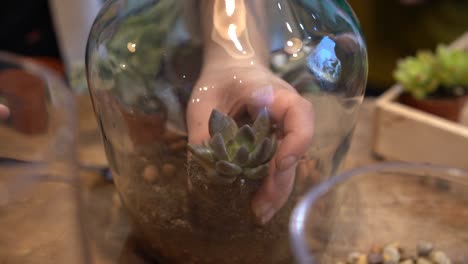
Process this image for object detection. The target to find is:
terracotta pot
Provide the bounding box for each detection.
[0,69,48,134]
[400,93,468,122]
[26,57,66,77]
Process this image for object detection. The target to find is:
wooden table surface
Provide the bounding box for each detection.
[3,95,467,263]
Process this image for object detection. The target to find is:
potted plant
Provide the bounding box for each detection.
[187,108,276,233]
[393,45,468,121]
[0,69,48,135]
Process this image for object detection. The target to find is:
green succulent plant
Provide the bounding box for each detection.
[394,50,439,99]
[394,45,468,99]
[436,45,468,95]
[188,108,277,185]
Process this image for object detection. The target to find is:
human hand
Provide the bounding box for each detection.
[0,104,10,121]
[187,63,314,224]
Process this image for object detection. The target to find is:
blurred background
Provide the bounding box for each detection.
[1,0,467,95]
[347,0,468,95]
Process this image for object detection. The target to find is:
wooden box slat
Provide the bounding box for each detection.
[373,85,468,169]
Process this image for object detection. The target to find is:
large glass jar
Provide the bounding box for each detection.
[0,52,85,263]
[86,1,367,263]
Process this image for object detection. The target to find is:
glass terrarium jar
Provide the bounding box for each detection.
[0,52,86,263]
[290,162,468,264]
[86,0,367,263]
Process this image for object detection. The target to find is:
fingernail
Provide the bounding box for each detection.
[260,207,276,225]
[254,202,272,219]
[278,156,297,172]
[254,202,277,225]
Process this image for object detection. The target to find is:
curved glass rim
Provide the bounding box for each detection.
[289,161,468,264]
[0,51,74,107]
[0,51,77,166]
[0,51,60,77]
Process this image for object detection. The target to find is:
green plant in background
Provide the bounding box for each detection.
[436,46,468,95]
[394,45,468,99]
[103,0,182,78]
[393,50,439,99]
[92,0,185,109]
[188,108,277,185]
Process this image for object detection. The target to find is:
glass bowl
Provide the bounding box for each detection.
[290,162,468,264]
[86,0,367,263]
[0,52,86,263]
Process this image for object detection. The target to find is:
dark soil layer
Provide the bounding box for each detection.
[112,147,301,264]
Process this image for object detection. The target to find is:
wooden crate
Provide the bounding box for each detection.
[372,32,468,169]
[373,85,468,169]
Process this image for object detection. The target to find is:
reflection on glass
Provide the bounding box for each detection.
[308,36,341,83]
[86,0,367,263]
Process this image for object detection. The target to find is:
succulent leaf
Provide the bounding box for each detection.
[204,170,237,185]
[394,46,468,98]
[394,50,439,99]
[248,137,274,166]
[222,117,238,141]
[436,45,468,89]
[187,144,215,164]
[210,133,229,161]
[232,146,249,166]
[244,164,269,180]
[235,125,256,149]
[190,109,277,184]
[225,139,239,160]
[253,107,271,142]
[216,160,242,176]
[209,109,238,141]
[208,109,225,136]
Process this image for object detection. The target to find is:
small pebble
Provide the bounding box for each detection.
[338,242,453,264]
[143,165,159,184]
[383,245,400,264]
[388,242,402,251]
[399,248,412,261]
[370,245,383,253]
[368,252,383,264]
[357,255,367,264]
[347,252,362,264]
[429,251,452,264]
[417,241,433,257]
[162,163,176,177]
[416,258,431,264]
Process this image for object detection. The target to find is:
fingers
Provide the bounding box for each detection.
[0,104,10,121]
[272,92,314,171]
[187,74,315,226]
[254,88,314,170]
[252,89,314,224]
[252,161,297,224]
